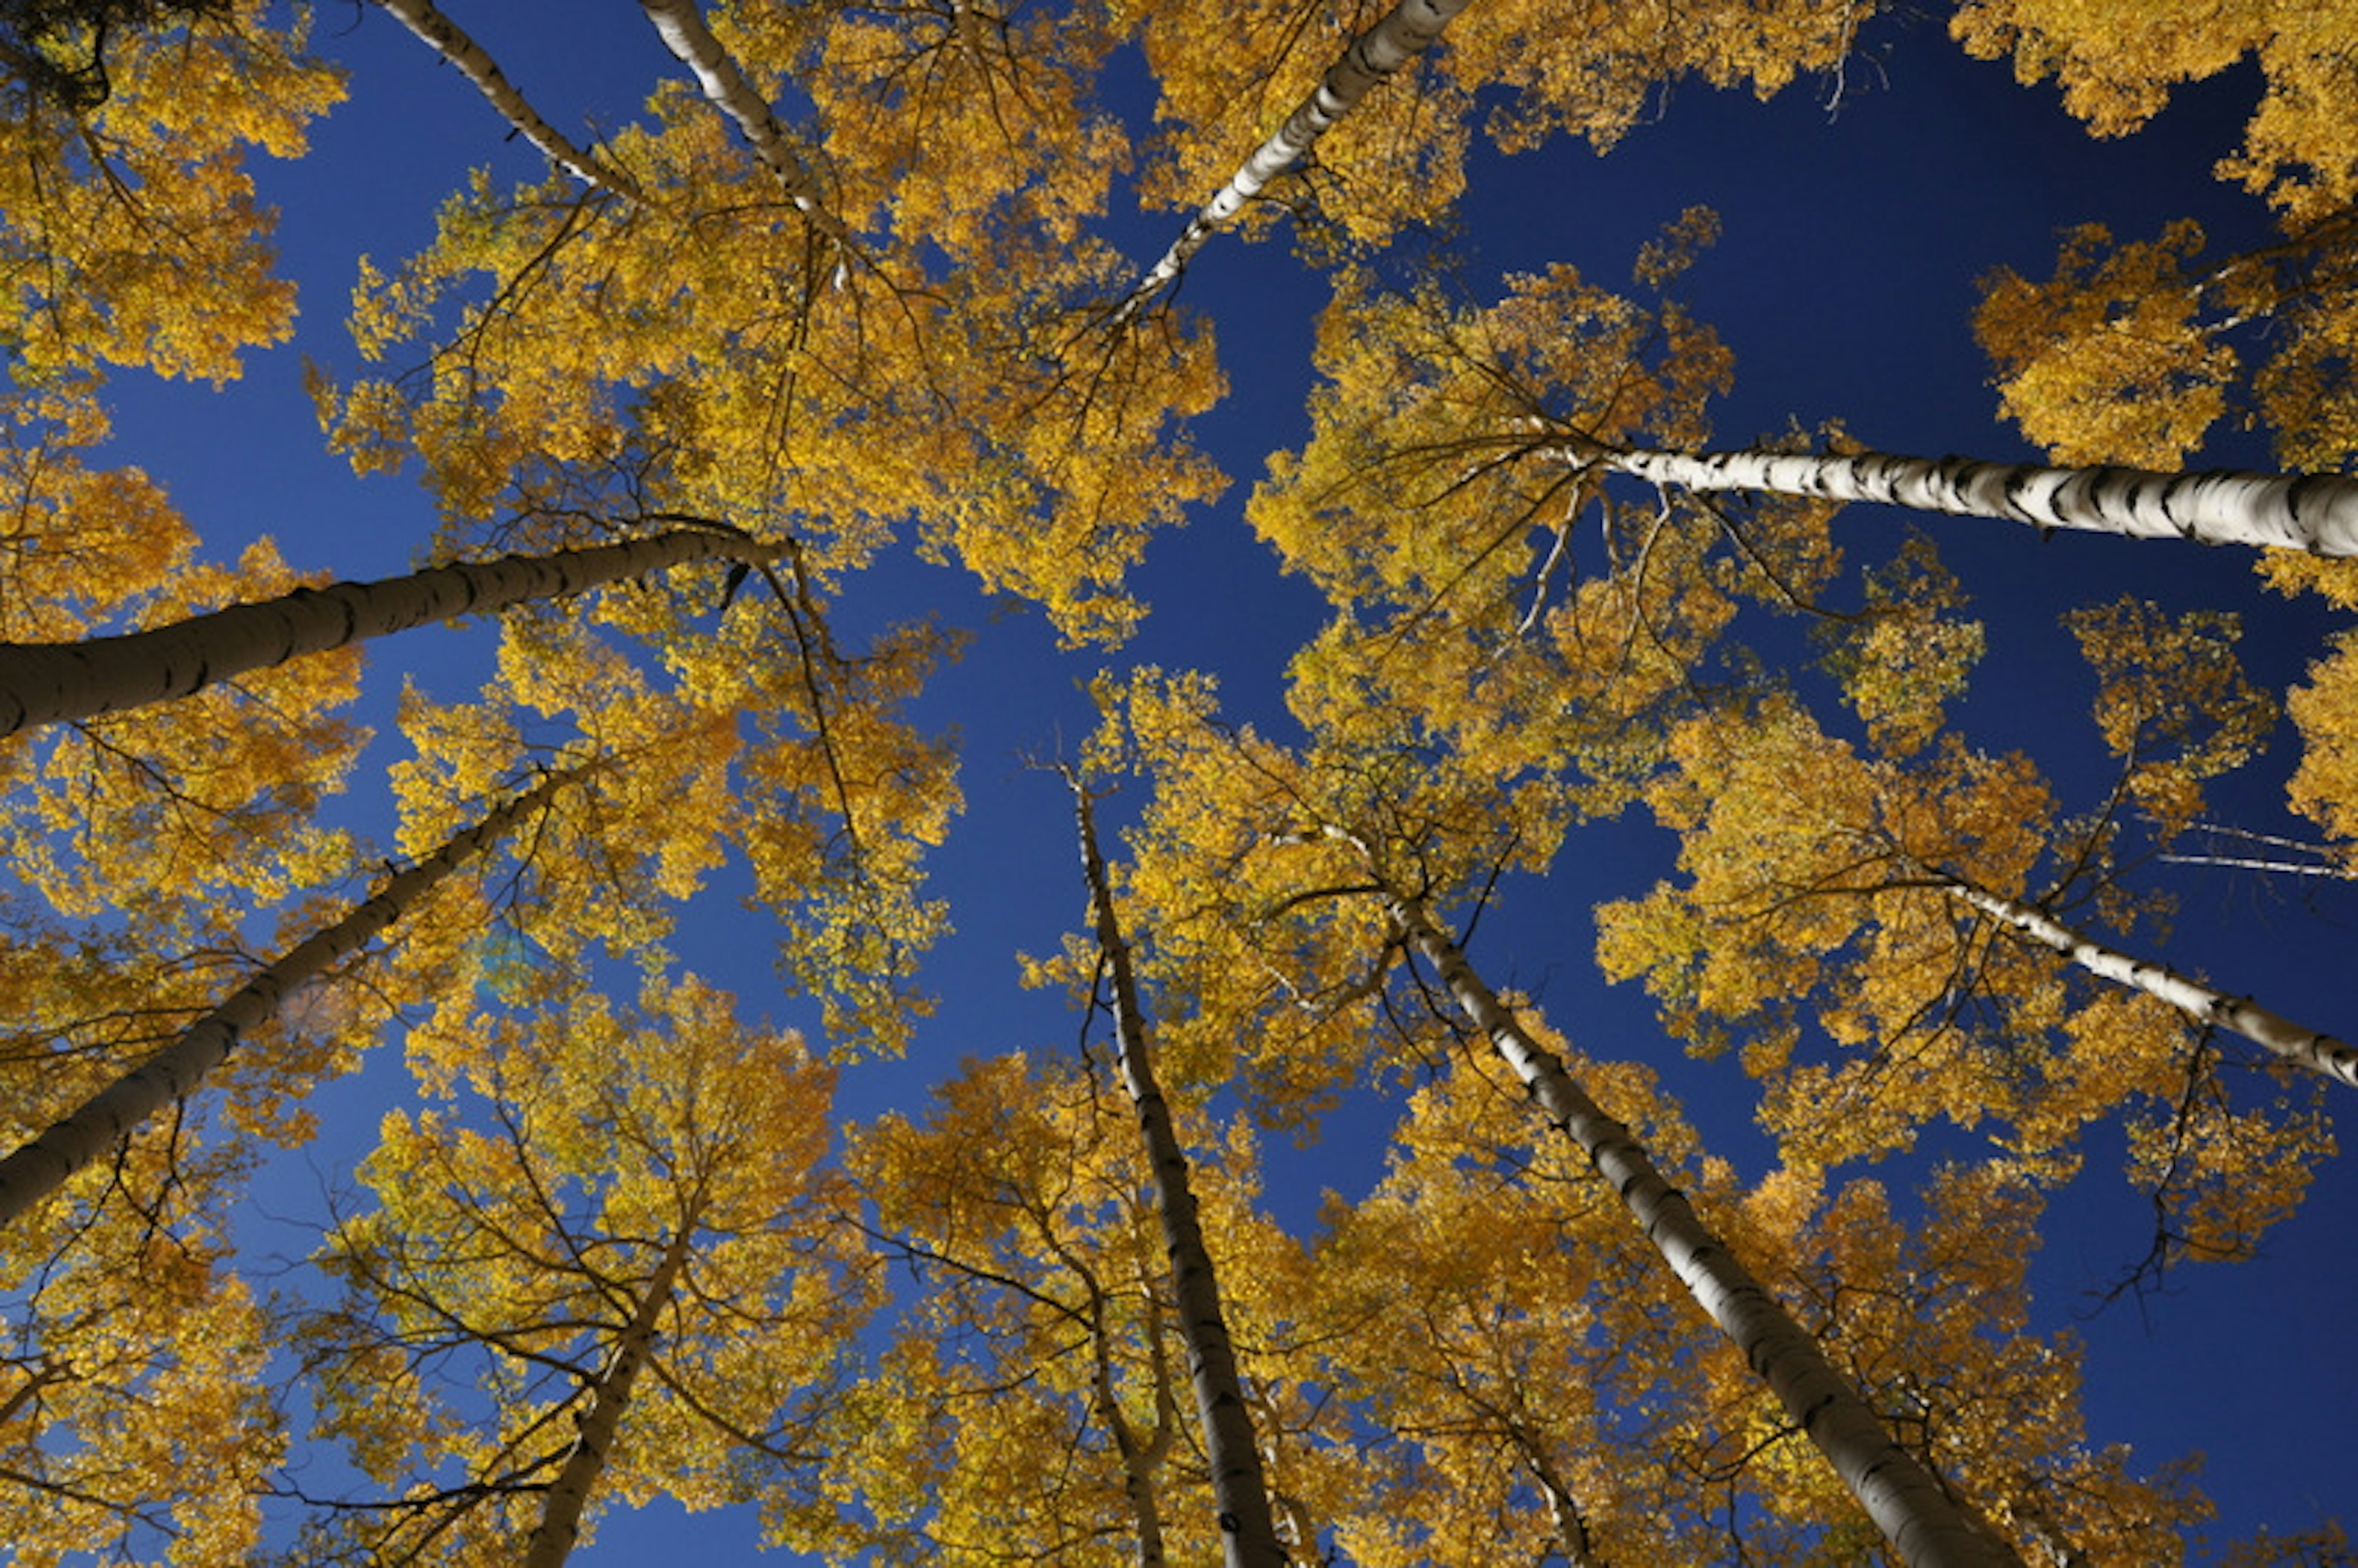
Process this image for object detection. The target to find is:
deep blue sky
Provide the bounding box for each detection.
[95,3,2356,1558]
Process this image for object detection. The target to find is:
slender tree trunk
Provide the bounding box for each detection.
[0,525,776,738]
[370,0,644,201]
[1116,0,1473,323]
[1592,442,2358,556]
[636,0,849,243]
[1092,1271,1173,1568]
[1070,777,1288,1568]
[0,764,594,1229]
[1384,893,2022,1568]
[1940,875,2358,1089]
[1521,1445,1607,1568]
[521,1215,699,1568]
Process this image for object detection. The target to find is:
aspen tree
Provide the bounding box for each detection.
[0,522,781,736]
[830,1052,1205,1564]
[1117,0,1473,321]
[1068,772,1286,1568]
[520,1221,698,1568]
[1383,891,2021,1568]
[636,0,848,242]
[1589,439,2358,557]
[1094,673,2213,1560]
[0,759,594,1228]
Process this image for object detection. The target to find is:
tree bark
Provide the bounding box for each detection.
[1594,443,2358,556]
[636,0,850,243]
[1116,0,1473,324]
[0,525,776,739]
[1384,893,2023,1568]
[1940,875,2358,1089]
[0,764,594,1229]
[1070,775,1288,1568]
[371,0,644,201]
[520,1215,699,1568]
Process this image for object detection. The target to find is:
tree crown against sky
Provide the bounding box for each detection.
[0,1,2354,1563]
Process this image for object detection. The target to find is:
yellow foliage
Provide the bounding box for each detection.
[2064,596,2274,839]
[1953,0,2358,223]
[307,973,870,1562]
[0,1,343,383]
[1975,222,2238,467]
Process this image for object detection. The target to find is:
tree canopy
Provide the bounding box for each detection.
[0,1,2352,1563]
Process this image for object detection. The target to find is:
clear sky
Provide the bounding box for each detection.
[84,2,2357,1559]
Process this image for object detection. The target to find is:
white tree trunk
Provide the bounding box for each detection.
[0,764,593,1229]
[521,1216,698,1568]
[637,0,849,243]
[1600,444,2358,556]
[1118,0,1473,322]
[1385,894,2022,1568]
[0,525,776,738]
[1072,778,1288,1568]
[1944,878,2358,1089]
[372,0,643,201]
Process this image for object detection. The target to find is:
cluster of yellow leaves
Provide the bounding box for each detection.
[1975,220,2239,468]
[0,1,341,384]
[1953,0,2358,225]
[304,973,871,1562]
[325,47,1225,646]
[387,579,959,1052]
[1815,532,1985,757]
[2064,594,2274,839]
[1595,674,2330,1278]
[821,1049,1239,1564]
[1731,1163,2210,1559]
[0,1134,281,1566]
[1249,252,1773,815]
[1597,700,2099,1162]
[1971,102,2358,476]
[796,0,1132,250]
[1305,1042,1735,1563]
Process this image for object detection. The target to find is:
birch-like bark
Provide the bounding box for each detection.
[0,525,777,739]
[520,1216,698,1568]
[1385,894,2022,1568]
[1071,777,1287,1568]
[1092,1268,1173,1568]
[1594,443,2358,556]
[1116,0,1473,323]
[1523,1446,1607,1568]
[1940,876,2358,1089]
[636,0,850,243]
[371,0,644,201]
[0,764,591,1229]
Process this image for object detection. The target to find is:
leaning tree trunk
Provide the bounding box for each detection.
[1940,875,2358,1089]
[1593,443,2358,556]
[1116,0,1473,324]
[521,1214,699,1568]
[371,0,643,201]
[0,524,778,738]
[1070,776,1288,1568]
[1385,894,2023,1568]
[637,0,849,243]
[0,763,596,1229]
